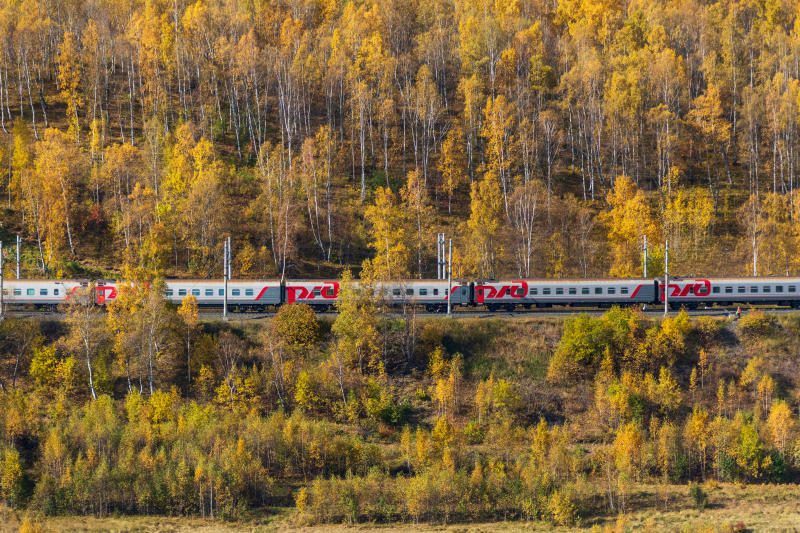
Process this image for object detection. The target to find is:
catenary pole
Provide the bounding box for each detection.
[664,239,669,316]
[447,239,452,316]
[227,236,232,279]
[436,234,440,279]
[16,235,20,279]
[441,234,445,279]
[223,239,228,321]
[0,241,4,320]
[643,235,647,278]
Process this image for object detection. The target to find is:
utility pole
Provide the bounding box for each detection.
[447,239,452,316]
[664,239,669,316]
[436,234,440,279]
[223,238,229,321]
[16,235,20,279]
[436,233,446,279]
[643,235,648,278]
[227,236,232,280]
[0,241,4,320]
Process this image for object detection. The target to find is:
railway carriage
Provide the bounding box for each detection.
[662,278,800,309]
[372,280,471,312]
[2,279,90,307]
[163,280,282,309]
[474,279,657,310]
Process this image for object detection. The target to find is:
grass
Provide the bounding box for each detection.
[5,483,800,532]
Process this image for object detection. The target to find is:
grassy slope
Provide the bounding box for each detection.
[4,483,800,532]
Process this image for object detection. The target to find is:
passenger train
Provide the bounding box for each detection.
[3,277,800,312]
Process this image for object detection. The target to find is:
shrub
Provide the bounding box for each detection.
[547,489,577,526]
[696,316,722,344]
[549,307,644,379]
[669,453,689,483]
[463,420,485,444]
[738,310,775,338]
[689,482,708,510]
[272,303,320,349]
[764,451,787,482]
[362,380,410,425]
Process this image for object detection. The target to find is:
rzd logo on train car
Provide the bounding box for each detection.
[476,281,528,303]
[96,286,118,304]
[660,279,711,298]
[66,285,118,304]
[287,282,340,303]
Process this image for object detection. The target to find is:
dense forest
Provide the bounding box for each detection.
[1,282,800,529]
[0,0,799,281]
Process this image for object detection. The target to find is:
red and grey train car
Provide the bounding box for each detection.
[474,279,658,310]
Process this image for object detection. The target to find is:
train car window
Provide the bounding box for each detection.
[445,289,449,295]
[542,288,551,295]
[1,289,6,295]
[53,289,59,296]
[750,286,758,293]
[582,288,590,295]
[529,288,537,295]
[608,288,616,295]
[776,286,784,293]
[205,289,213,296]
[232,289,240,296]
[165,289,173,296]
[556,288,564,295]
[621,287,629,294]
[790,286,797,293]
[737,287,745,293]
[419,288,428,296]
[245,288,254,296]
[406,288,414,296]
[763,286,771,293]
[568,288,577,295]
[313,288,322,296]
[218,289,224,296]
[392,289,401,296]
[26,288,34,295]
[178,289,187,296]
[712,287,720,293]
[725,287,732,293]
[433,288,439,296]
[192,289,200,296]
[40,289,47,295]
[687,286,694,294]
[14,288,21,296]
[516,287,525,296]
[595,287,602,294]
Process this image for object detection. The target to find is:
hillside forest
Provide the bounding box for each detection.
[0,0,800,280]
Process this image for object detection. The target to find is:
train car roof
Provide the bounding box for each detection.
[3,279,89,283]
[668,277,800,282]
[474,278,654,283]
[163,278,281,282]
